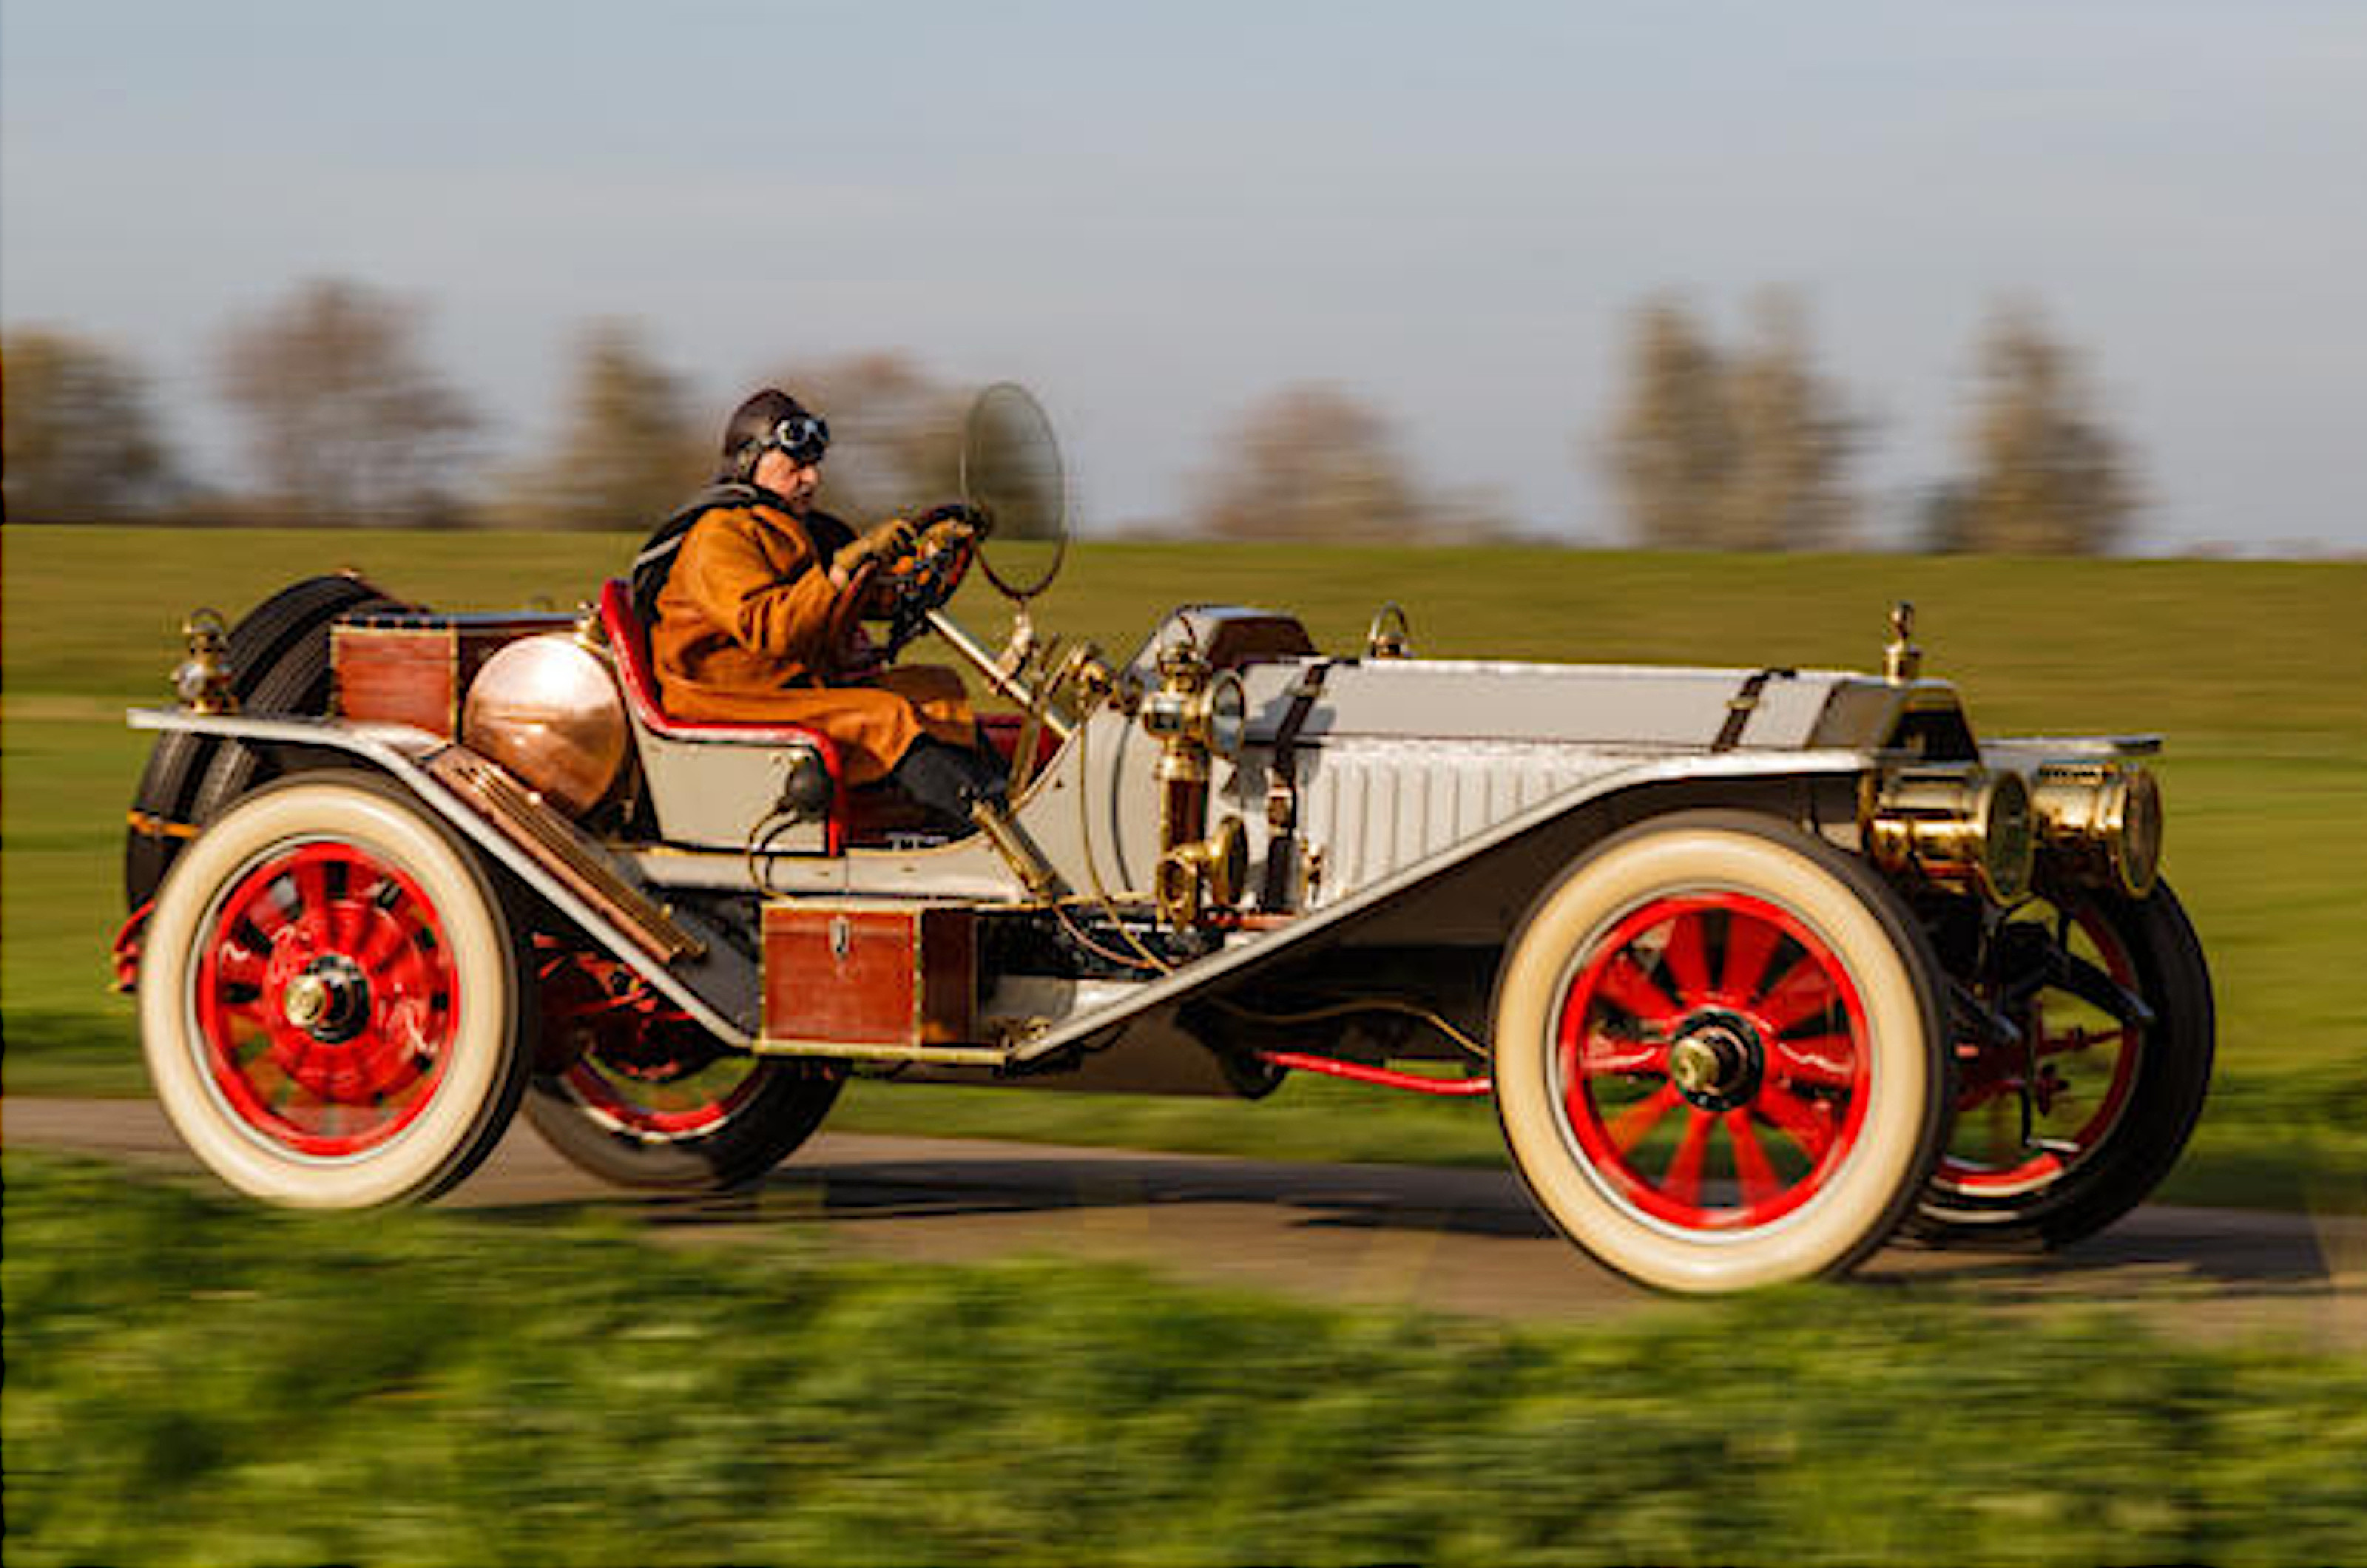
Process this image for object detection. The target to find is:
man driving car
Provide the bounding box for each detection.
[636,388,1009,831]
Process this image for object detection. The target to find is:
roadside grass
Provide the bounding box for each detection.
[8,1149,2367,1568]
[5,527,2364,1207]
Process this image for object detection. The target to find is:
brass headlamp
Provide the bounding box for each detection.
[1862,765,2035,904]
[2029,760,2162,898]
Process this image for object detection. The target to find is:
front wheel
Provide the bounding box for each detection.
[1911,879,2213,1247]
[138,772,531,1207]
[1493,811,1949,1293]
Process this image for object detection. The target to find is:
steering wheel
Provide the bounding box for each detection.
[875,507,984,656]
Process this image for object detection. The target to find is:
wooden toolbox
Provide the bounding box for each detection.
[762,900,976,1049]
[332,611,575,737]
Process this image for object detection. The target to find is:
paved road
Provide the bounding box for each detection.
[8,1096,2363,1343]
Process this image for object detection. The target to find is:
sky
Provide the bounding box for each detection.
[4,0,2363,552]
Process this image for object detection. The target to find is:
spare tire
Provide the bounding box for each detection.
[124,573,403,910]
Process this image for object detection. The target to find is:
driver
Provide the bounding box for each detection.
[637,388,1010,831]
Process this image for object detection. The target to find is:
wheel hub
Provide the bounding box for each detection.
[280,953,371,1044]
[1667,1013,1763,1112]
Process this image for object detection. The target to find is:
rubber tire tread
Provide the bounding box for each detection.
[522,1061,843,1191]
[124,574,396,909]
[1907,879,2215,1249]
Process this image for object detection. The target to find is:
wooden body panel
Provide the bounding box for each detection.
[334,613,574,737]
[762,901,975,1048]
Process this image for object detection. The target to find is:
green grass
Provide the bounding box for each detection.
[7,1149,2367,1568]
[5,526,2365,1205]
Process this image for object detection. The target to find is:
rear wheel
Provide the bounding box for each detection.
[522,947,842,1189]
[1911,879,2212,1247]
[1493,811,1949,1293]
[138,772,530,1206]
[524,1053,842,1191]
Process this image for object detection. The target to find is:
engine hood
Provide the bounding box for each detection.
[1239,658,1962,756]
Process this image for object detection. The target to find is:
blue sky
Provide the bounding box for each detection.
[5,1,2363,551]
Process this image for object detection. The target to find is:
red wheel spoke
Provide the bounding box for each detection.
[240,895,294,942]
[1756,955,1839,1035]
[1726,1110,1782,1210]
[1721,913,1783,1004]
[213,946,269,990]
[1661,911,1712,1001]
[290,856,330,924]
[1769,1031,1858,1089]
[1578,1032,1667,1078]
[1661,1109,1714,1208]
[324,865,362,953]
[352,916,399,977]
[1606,1082,1683,1154]
[1596,952,1683,1029]
[1754,1084,1836,1164]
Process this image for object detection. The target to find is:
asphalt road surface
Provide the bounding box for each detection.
[8,1096,2363,1345]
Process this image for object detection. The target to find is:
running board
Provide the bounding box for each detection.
[751,1038,1013,1068]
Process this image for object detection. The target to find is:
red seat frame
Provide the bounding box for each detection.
[598,578,852,854]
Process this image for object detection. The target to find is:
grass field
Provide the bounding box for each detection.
[4,525,2363,1204]
[8,1148,2366,1567]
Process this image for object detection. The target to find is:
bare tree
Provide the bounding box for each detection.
[1604,300,1734,549]
[503,321,706,528]
[216,278,478,525]
[1948,302,2137,555]
[1602,292,1860,550]
[1,328,178,521]
[1718,292,1860,551]
[1194,382,1428,541]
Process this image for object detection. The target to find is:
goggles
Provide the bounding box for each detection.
[760,413,830,466]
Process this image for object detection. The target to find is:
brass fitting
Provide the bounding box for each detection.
[1139,641,1248,887]
[970,799,1061,904]
[1883,601,1922,683]
[1059,642,1121,713]
[174,609,237,714]
[1155,816,1248,929]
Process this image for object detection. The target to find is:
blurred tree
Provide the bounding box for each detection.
[1,328,178,521]
[1194,382,1427,541]
[769,352,973,527]
[1603,293,1860,550]
[1948,303,2136,555]
[216,278,478,526]
[1604,300,1734,549]
[1718,292,1860,551]
[502,322,706,528]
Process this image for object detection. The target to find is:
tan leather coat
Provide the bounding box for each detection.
[649,501,976,785]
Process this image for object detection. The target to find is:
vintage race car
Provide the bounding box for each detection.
[116,388,2212,1293]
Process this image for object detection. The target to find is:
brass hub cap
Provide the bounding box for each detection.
[1667,1016,1763,1112]
[280,954,371,1044]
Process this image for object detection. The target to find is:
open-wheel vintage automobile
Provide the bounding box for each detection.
[115,386,2212,1293]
